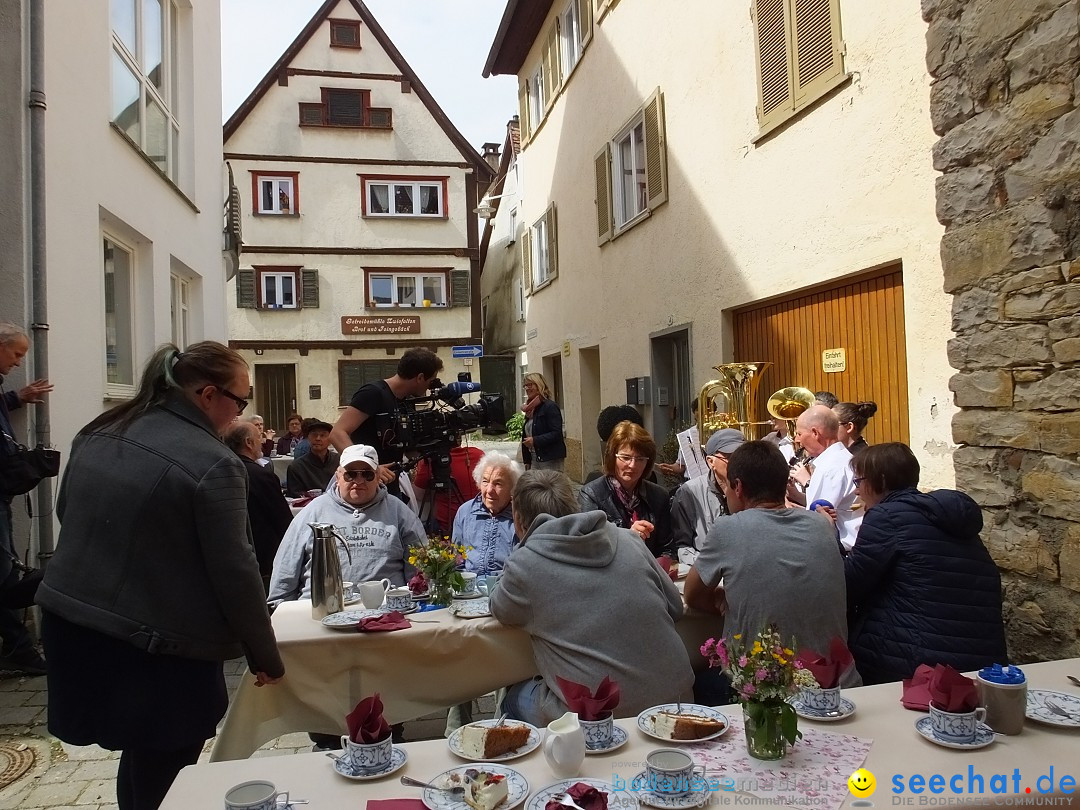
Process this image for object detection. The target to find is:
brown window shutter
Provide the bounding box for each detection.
[327,89,364,126]
[301,269,319,308]
[450,268,471,307]
[643,88,668,210]
[299,102,325,126]
[367,107,393,128]
[518,81,531,143]
[545,203,558,283]
[791,0,845,106]
[578,0,593,47]
[594,144,612,244]
[521,227,533,294]
[753,0,794,130]
[236,269,257,309]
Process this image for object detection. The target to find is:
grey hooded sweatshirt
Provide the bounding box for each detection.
[491,510,694,723]
[267,484,426,607]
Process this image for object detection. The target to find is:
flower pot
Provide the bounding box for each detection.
[742,700,793,760]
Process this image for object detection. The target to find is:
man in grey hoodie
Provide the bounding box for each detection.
[491,470,693,726]
[267,444,426,607]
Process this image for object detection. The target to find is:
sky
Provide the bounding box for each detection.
[220,0,518,152]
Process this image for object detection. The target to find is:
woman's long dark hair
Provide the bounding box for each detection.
[81,341,246,435]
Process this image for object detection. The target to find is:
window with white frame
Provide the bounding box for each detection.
[363,178,446,217]
[103,236,135,388]
[368,272,447,307]
[514,277,526,321]
[260,270,299,309]
[254,173,298,215]
[110,0,180,180]
[614,117,647,226]
[521,203,558,294]
[529,64,546,127]
[508,207,518,245]
[560,0,582,76]
[170,273,190,348]
[531,217,549,288]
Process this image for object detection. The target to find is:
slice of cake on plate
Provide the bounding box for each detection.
[462,771,509,810]
[651,711,726,740]
[459,722,531,758]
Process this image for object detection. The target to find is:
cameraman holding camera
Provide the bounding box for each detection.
[330,348,444,498]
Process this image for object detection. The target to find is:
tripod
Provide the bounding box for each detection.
[397,447,466,535]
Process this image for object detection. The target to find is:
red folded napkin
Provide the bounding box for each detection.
[408,571,428,595]
[289,495,315,509]
[797,637,853,689]
[902,664,935,711]
[368,801,426,810]
[346,693,392,743]
[545,782,609,810]
[556,676,620,721]
[902,664,979,712]
[357,611,412,633]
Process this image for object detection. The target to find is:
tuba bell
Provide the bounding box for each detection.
[696,362,774,442]
[766,386,816,445]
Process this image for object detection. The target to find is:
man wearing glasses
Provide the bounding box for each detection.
[669,428,745,565]
[267,444,426,607]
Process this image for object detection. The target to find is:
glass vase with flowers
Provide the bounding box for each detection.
[408,534,467,607]
[701,624,817,760]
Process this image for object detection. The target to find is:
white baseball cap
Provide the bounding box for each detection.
[339,444,379,470]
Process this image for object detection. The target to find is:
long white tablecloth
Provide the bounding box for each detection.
[175,658,1080,809]
[210,599,718,762]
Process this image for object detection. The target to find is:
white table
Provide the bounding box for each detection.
[210,599,718,762]
[271,455,293,483]
[173,658,1080,809]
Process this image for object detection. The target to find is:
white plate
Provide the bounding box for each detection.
[449,599,492,619]
[452,590,485,600]
[636,703,730,743]
[422,765,529,810]
[631,772,709,809]
[411,591,430,601]
[915,716,995,749]
[1026,689,1080,728]
[791,696,856,721]
[447,720,541,761]
[526,779,617,810]
[320,606,417,629]
[585,725,629,755]
[332,746,408,780]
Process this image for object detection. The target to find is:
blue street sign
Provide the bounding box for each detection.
[451,345,484,359]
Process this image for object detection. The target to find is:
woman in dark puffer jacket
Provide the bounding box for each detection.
[844,443,1006,685]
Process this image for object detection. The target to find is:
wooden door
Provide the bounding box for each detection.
[732,266,909,444]
[255,364,297,434]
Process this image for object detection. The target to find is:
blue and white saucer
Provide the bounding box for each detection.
[585,725,629,755]
[332,746,408,780]
[451,590,485,600]
[915,716,995,750]
[631,772,709,809]
[791,697,856,721]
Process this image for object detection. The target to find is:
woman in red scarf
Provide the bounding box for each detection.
[520,373,566,472]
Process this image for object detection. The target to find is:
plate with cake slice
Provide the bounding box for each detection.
[636,703,730,742]
[422,765,530,810]
[448,719,540,761]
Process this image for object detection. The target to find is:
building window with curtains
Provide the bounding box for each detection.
[103,236,136,389]
[110,0,180,180]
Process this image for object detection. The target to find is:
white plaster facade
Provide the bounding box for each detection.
[224,0,492,430]
[488,0,956,486]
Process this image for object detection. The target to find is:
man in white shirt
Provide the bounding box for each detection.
[793,405,862,551]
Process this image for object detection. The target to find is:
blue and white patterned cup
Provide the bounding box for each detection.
[385,588,412,611]
[580,714,613,750]
[929,702,987,743]
[224,780,288,810]
[339,734,393,774]
[645,748,705,796]
[799,685,841,712]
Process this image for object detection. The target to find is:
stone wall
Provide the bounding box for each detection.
[927,0,1080,661]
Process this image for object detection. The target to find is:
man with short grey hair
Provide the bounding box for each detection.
[491,470,693,725]
[0,323,53,674]
[670,428,745,565]
[793,405,861,551]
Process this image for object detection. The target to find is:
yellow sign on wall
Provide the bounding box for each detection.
[822,348,846,373]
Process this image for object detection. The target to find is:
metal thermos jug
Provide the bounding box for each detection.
[309,522,352,620]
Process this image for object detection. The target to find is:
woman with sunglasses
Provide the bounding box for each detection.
[37,342,283,810]
[578,420,675,562]
[267,444,427,608]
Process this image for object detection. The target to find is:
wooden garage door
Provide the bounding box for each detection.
[732,267,909,445]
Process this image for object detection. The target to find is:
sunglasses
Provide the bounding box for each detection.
[342,468,377,483]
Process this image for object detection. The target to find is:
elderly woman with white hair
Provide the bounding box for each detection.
[451,451,523,574]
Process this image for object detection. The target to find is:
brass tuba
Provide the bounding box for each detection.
[697,362,774,442]
[766,386,816,443]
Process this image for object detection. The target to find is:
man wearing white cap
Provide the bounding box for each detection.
[669,428,745,565]
[267,444,426,607]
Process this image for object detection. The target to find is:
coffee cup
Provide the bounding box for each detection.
[644,748,704,796]
[385,587,412,611]
[224,780,288,810]
[929,702,988,743]
[340,734,393,775]
[477,574,500,597]
[456,572,478,595]
[580,714,613,750]
[799,685,841,712]
[359,578,391,609]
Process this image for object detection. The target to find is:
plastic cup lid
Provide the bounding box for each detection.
[978,663,1025,684]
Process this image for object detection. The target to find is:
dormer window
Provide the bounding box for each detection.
[329,18,361,48]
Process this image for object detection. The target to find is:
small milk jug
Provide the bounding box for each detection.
[976,663,1026,735]
[543,711,585,778]
[309,523,352,620]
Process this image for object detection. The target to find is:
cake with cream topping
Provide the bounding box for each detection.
[651,711,726,740]
[458,722,531,759]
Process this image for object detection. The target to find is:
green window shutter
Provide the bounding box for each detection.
[236,269,257,309]
[518,81,531,143]
[578,0,593,48]
[753,0,794,130]
[301,269,319,308]
[594,144,613,244]
[450,268,471,307]
[643,88,668,210]
[791,0,845,107]
[521,227,533,294]
[545,203,558,283]
[545,25,562,98]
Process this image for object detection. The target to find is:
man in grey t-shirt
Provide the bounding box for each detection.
[684,441,860,687]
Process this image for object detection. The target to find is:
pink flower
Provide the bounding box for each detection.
[742,683,757,697]
[755,668,768,681]
[718,645,730,668]
[738,655,748,668]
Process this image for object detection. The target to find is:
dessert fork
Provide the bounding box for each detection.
[400,776,465,796]
[551,794,586,810]
[1066,675,1080,688]
[1044,699,1080,721]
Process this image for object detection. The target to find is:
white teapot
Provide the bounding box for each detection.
[542,711,585,778]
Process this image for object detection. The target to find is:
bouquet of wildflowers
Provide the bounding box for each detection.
[407,534,467,605]
[701,624,817,752]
